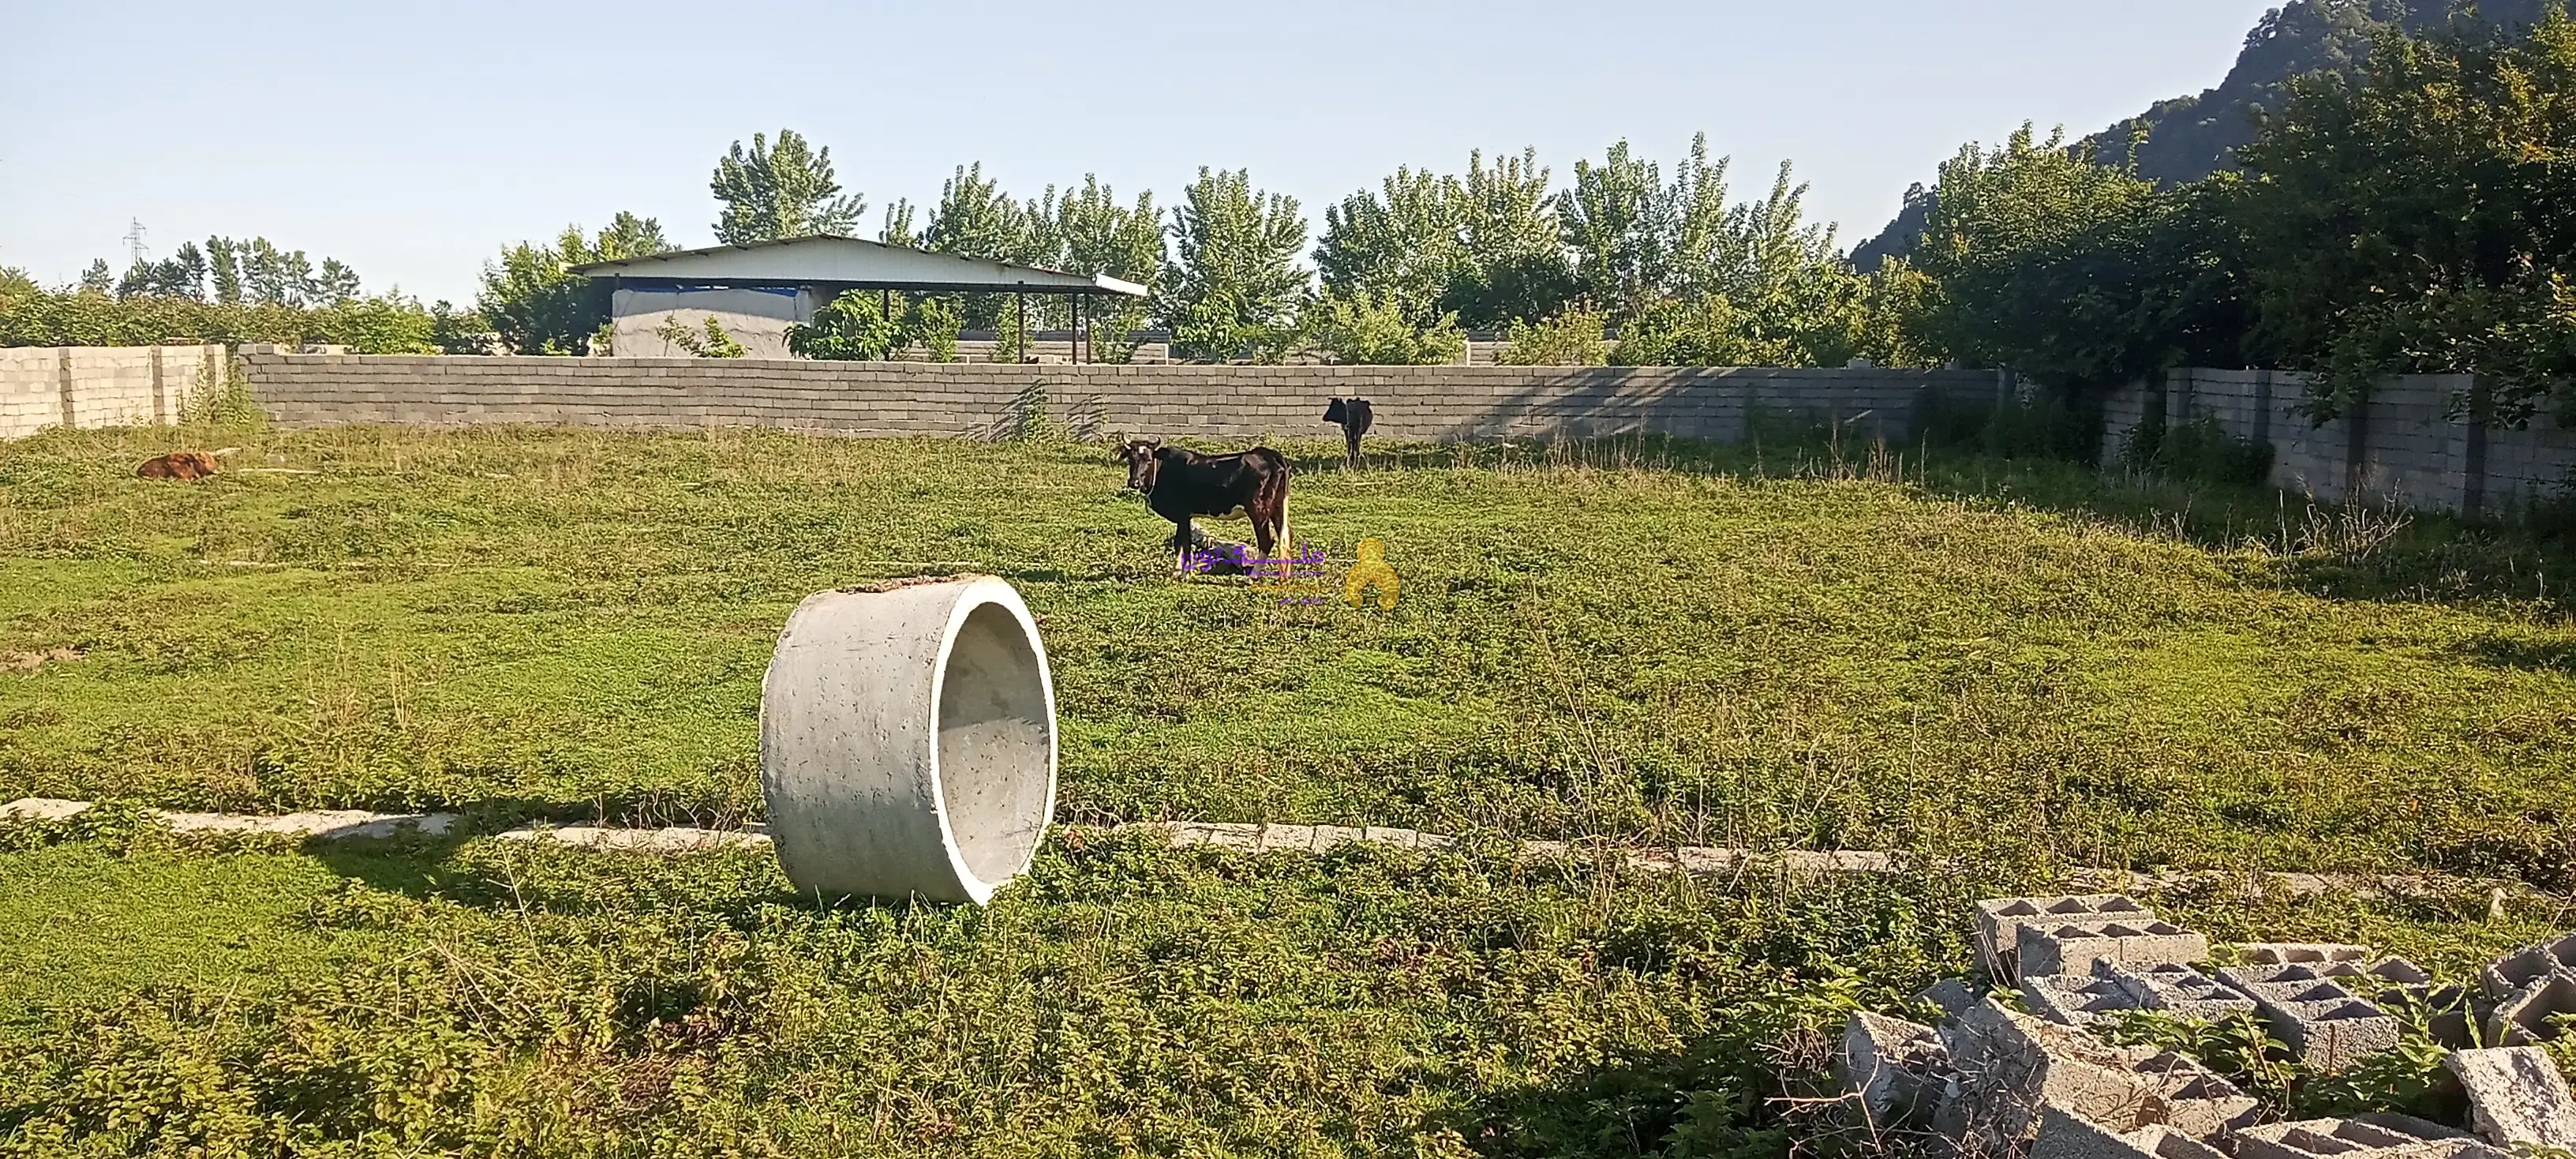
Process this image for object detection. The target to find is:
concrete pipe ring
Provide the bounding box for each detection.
[759,576,1058,905]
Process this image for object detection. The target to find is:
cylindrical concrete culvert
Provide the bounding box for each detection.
[759,576,1058,905]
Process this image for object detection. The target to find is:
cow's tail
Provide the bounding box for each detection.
[1264,452,1293,557]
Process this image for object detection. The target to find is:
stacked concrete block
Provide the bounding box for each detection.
[2480,934,2576,1046]
[2033,1105,2229,1159]
[2488,973,2576,1047]
[1843,1011,1947,1127]
[2119,962,2260,1023]
[2017,963,2250,1030]
[2018,917,2211,981]
[2130,1051,2262,1136]
[1916,977,1979,1020]
[2217,963,2403,1071]
[1937,999,2164,1146]
[1977,895,2158,982]
[2024,972,2147,1026]
[2237,943,2372,967]
[2233,1114,2502,1159]
[2444,1046,2576,1152]
[232,352,2005,446]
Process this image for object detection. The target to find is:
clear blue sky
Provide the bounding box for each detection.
[3,0,2278,305]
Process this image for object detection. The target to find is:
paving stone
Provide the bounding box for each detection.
[0,797,93,823]
[2444,1046,2576,1152]
[495,823,770,852]
[159,808,458,839]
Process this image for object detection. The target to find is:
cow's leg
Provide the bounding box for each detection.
[1250,497,1278,558]
[1345,423,1361,468]
[1170,516,1194,576]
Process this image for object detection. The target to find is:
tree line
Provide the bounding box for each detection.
[7,7,2572,426]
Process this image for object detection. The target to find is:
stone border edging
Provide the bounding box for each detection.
[0,798,2539,902]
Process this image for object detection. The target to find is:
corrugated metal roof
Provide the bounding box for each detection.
[570,234,1147,296]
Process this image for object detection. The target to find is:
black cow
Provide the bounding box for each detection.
[1118,438,1293,574]
[1324,397,1373,467]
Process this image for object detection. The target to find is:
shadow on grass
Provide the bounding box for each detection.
[2454,632,2576,673]
[1433,1040,1804,1159]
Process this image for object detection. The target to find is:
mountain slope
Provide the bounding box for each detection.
[1852,0,2552,270]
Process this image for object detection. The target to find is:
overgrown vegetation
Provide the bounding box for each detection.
[0,426,2570,1153]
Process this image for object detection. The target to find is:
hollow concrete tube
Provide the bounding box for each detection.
[759,577,1058,904]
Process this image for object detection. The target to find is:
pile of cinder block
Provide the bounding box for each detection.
[1835,895,2576,1158]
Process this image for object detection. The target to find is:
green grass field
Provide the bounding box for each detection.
[1,422,2570,1156]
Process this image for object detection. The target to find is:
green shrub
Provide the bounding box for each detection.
[0,288,456,354]
[1301,289,1466,365]
[1498,303,1609,366]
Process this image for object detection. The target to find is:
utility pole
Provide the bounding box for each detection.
[123,219,149,266]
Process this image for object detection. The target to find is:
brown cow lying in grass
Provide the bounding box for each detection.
[136,451,223,481]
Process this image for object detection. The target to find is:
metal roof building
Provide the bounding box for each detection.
[571,234,1148,361]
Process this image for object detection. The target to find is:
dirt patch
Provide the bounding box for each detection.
[2,647,86,673]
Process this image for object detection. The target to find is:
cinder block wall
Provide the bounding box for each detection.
[0,345,227,440]
[241,354,2002,446]
[2102,369,2576,514]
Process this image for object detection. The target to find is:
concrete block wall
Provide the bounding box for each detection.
[240,354,2001,447]
[2102,369,2576,515]
[0,345,227,440]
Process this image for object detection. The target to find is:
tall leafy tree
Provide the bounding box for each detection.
[1316,165,1464,323]
[2232,13,2576,419]
[1909,124,2241,385]
[1557,139,1673,317]
[476,215,676,354]
[1164,167,1309,362]
[206,238,242,303]
[923,163,1052,328]
[1051,176,1163,343]
[710,129,865,244]
[1452,148,1575,325]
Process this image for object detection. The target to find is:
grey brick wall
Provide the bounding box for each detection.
[1,345,227,439]
[242,354,2001,448]
[2102,369,2576,514]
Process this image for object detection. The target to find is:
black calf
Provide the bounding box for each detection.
[1118,438,1293,574]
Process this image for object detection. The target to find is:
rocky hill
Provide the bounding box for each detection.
[1852,0,2552,270]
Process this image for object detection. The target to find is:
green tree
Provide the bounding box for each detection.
[1559,139,1689,317]
[2232,13,2576,419]
[788,291,953,361]
[710,129,865,244]
[1910,124,2241,385]
[924,163,1052,328]
[206,238,242,303]
[1453,148,1576,325]
[0,267,36,298]
[78,260,112,294]
[475,216,676,355]
[1316,165,1464,323]
[1164,167,1309,362]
